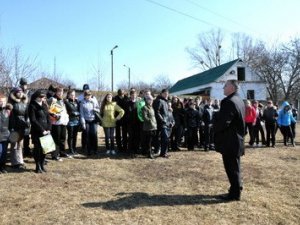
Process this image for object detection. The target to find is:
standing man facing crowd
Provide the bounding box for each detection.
[214,80,245,201]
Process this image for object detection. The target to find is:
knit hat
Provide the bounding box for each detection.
[83,84,90,91]
[20,77,28,85]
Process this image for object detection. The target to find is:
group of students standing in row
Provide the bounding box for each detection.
[0,78,298,174]
[245,99,297,148]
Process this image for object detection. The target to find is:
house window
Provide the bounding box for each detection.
[247,90,255,100]
[237,67,245,81]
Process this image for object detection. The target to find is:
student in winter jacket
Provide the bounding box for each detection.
[170,96,184,151]
[153,89,171,157]
[80,90,100,155]
[125,90,140,157]
[142,95,157,158]
[0,94,12,173]
[202,100,215,151]
[136,90,152,154]
[113,89,129,153]
[65,90,80,155]
[244,100,256,146]
[195,96,205,148]
[184,100,200,150]
[263,100,278,147]
[100,93,124,155]
[48,87,69,160]
[18,77,32,157]
[8,87,30,170]
[290,104,298,139]
[277,101,296,146]
[252,101,266,146]
[28,90,52,173]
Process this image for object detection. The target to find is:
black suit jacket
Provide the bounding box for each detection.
[214,92,245,157]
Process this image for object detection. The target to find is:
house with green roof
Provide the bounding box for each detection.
[169,59,266,100]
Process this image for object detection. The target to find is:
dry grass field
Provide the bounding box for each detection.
[0,124,299,225]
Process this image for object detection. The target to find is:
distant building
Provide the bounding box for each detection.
[28,77,69,90]
[169,59,267,100]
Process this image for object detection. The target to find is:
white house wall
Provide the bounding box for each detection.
[239,82,266,100]
[170,61,267,100]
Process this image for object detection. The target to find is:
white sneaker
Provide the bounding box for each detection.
[106,150,110,155]
[111,150,116,155]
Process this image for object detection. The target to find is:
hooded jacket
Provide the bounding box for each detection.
[277,101,296,126]
[8,92,30,132]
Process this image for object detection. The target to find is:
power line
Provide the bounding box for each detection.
[144,0,259,36]
[183,0,257,33]
[144,0,220,28]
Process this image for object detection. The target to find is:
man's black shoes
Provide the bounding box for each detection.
[218,194,241,202]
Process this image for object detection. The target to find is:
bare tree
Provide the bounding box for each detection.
[243,37,300,103]
[280,38,300,102]
[152,74,173,92]
[0,46,38,94]
[116,80,129,92]
[11,46,38,86]
[186,28,224,70]
[88,60,107,91]
[231,33,266,63]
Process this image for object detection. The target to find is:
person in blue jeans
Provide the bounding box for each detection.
[80,90,100,155]
[153,89,172,158]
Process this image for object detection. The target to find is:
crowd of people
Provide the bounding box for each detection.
[0,78,298,174]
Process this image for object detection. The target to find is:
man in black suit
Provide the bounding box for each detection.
[214,80,245,201]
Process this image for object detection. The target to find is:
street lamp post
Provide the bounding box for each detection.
[123,64,131,90]
[111,45,118,92]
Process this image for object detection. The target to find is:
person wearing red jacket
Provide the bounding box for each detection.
[245,100,256,146]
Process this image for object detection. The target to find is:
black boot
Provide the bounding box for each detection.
[0,164,7,173]
[33,149,43,173]
[35,162,43,173]
[40,154,47,172]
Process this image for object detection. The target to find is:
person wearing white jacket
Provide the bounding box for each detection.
[48,87,69,161]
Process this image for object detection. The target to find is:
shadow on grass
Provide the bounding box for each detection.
[82,192,227,210]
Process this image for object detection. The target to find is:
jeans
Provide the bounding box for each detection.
[0,141,8,167]
[142,130,156,155]
[67,125,79,154]
[83,121,98,154]
[161,127,171,155]
[265,122,276,146]
[170,125,183,150]
[115,123,128,152]
[280,125,294,145]
[103,127,115,150]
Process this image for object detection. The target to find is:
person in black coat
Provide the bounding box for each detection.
[28,90,52,173]
[202,100,215,151]
[263,100,278,147]
[113,89,129,152]
[153,89,170,158]
[214,80,245,201]
[184,100,200,150]
[125,90,140,157]
[170,96,184,151]
[64,90,80,155]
